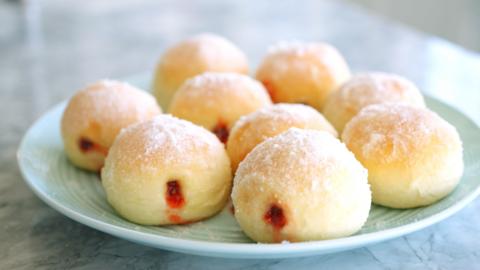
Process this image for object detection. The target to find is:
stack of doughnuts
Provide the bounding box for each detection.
[61,33,464,244]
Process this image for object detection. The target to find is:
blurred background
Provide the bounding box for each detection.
[2,0,479,117]
[349,0,480,52]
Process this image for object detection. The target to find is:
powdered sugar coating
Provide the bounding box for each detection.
[161,33,247,69]
[62,79,161,141]
[340,72,423,108]
[341,102,463,208]
[179,72,269,103]
[256,41,350,111]
[60,79,161,171]
[265,41,348,72]
[169,72,272,130]
[232,103,336,137]
[153,33,249,110]
[227,103,338,171]
[102,114,232,225]
[323,72,425,133]
[231,128,371,242]
[104,114,223,177]
[342,103,461,164]
[335,72,423,112]
[233,128,368,199]
[268,40,318,56]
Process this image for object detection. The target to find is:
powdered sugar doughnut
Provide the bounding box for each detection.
[61,80,161,172]
[342,103,463,208]
[169,72,272,143]
[153,33,249,110]
[323,72,425,133]
[256,41,350,111]
[232,128,371,243]
[102,115,232,225]
[227,103,337,172]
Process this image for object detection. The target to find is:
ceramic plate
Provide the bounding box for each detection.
[17,74,480,259]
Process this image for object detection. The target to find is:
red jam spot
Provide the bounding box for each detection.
[212,122,229,143]
[168,214,182,223]
[78,137,109,156]
[166,180,185,209]
[262,80,277,102]
[79,137,94,152]
[264,204,287,230]
[230,205,235,215]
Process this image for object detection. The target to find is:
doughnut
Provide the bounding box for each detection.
[232,128,371,243]
[101,115,232,225]
[256,41,350,111]
[342,103,463,208]
[153,33,249,110]
[323,72,425,133]
[61,80,161,172]
[169,72,272,143]
[227,103,338,172]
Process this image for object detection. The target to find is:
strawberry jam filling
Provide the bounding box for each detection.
[166,180,185,209]
[78,137,108,156]
[212,122,229,143]
[264,204,287,230]
[79,137,94,152]
[168,214,182,223]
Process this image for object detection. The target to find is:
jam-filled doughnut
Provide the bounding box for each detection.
[342,103,463,208]
[61,80,161,172]
[169,72,272,143]
[227,103,337,172]
[256,41,350,111]
[232,128,371,243]
[323,72,425,133]
[102,115,232,225]
[153,33,249,110]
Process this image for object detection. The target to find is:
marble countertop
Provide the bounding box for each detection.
[1,0,479,269]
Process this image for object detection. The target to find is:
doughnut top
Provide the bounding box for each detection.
[181,72,267,98]
[256,41,351,110]
[231,103,338,138]
[62,80,161,144]
[337,72,425,110]
[185,71,265,95]
[265,41,345,67]
[342,103,462,165]
[268,41,331,56]
[105,115,223,176]
[233,128,367,198]
[160,33,248,73]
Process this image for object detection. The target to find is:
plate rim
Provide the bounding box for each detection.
[17,95,480,259]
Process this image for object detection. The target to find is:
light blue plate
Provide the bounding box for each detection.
[17,75,480,258]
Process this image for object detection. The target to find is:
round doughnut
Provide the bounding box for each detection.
[153,33,249,110]
[232,128,371,243]
[102,115,232,225]
[227,103,338,172]
[61,80,161,172]
[169,72,272,143]
[323,72,425,133]
[342,103,463,209]
[255,41,350,111]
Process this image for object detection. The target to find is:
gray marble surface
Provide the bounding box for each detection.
[1,0,480,269]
